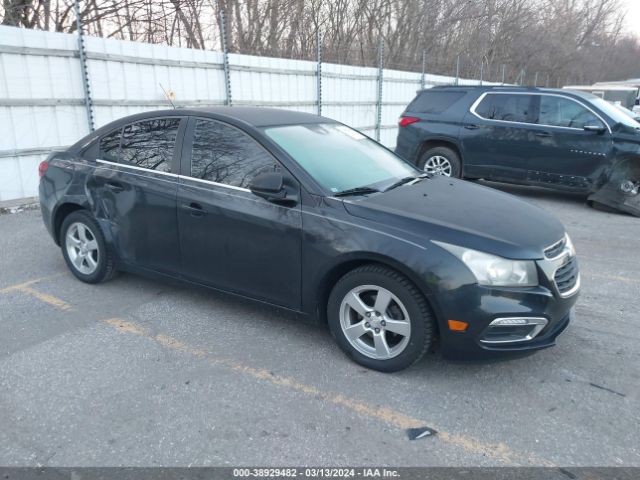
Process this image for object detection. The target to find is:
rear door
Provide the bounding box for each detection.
[460,92,537,181]
[90,117,185,274]
[526,94,613,189]
[176,117,303,309]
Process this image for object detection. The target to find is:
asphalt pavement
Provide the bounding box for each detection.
[0,183,639,467]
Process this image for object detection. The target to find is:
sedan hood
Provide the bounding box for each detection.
[342,177,565,260]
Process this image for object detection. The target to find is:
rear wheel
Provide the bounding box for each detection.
[418,146,461,178]
[327,265,434,372]
[60,210,116,283]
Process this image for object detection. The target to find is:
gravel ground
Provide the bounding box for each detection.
[0,183,638,467]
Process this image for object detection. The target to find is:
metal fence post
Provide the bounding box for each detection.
[534,71,539,87]
[420,50,426,90]
[375,38,384,142]
[455,55,460,85]
[74,0,94,132]
[316,31,322,116]
[501,64,505,85]
[219,9,232,106]
[479,61,483,86]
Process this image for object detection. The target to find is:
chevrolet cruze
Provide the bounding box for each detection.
[39,108,580,371]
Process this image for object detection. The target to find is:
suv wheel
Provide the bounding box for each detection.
[60,210,117,284]
[419,146,461,178]
[327,265,434,372]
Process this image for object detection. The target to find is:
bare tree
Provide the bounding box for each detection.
[1,0,638,84]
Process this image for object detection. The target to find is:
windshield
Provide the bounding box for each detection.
[587,96,640,129]
[263,123,418,193]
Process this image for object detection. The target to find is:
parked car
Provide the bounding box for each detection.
[396,86,640,216]
[40,108,579,372]
[610,101,640,123]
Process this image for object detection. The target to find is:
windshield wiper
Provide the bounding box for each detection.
[383,175,426,192]
[333,186,380,197]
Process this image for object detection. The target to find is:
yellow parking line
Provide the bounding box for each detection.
[0,274,73,311]
[104,317,553,466]
[0,273,67,293]
[18,285,74,311]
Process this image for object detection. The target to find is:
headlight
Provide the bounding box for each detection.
[433,241,539,287]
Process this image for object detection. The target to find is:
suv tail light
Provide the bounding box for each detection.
[38,160,49,178]
[399,116,420,127]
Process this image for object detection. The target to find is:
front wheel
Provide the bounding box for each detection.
[327,265,435,372]
[60,210,117,283]
[418,146,461,178]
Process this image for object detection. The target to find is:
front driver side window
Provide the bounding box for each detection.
[190,119,278,188]
[537,96,603,129]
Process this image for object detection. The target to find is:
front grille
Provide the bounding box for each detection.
[554,256,579,295]
[545,237,566,259]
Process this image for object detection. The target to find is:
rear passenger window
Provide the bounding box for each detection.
[537,96,603,129]
[475,94,535,123]
[190,119,277,188]
[407,90,466,114]
[99,129,121,162]
[120,118,181,172]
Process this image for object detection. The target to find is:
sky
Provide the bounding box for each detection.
[620,0,640,38]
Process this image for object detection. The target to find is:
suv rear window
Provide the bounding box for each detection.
[407,90,466,114]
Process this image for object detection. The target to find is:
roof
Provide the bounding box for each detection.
[426,85,550,92]
[187,106,331,127]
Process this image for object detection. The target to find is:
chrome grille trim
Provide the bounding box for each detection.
[544,237,566,259]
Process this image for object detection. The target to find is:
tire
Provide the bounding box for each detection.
[327,264,435,372]
[60,210,117,284]
[418,146,461,178]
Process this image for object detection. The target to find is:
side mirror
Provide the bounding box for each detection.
[583,125,606,134]
[249,171,290,203]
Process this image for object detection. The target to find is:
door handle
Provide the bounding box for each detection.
[105,182,124,192]
[182,202,207,217]
[535,131,552,138]
[464,124,479,130]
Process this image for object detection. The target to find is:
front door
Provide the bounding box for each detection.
[526,94,613,189]
[461,92,537,182]
[177,117,303,309]
[90,117,185,274]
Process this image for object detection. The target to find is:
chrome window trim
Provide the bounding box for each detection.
[180,175,251,192]
[479,316,549,344]
[96,159,178,178]
[469,91,612,134]
[96,159,251,193]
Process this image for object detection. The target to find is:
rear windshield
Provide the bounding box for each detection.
[407,90,466,114]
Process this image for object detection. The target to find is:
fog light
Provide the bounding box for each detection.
[480,317,548,344]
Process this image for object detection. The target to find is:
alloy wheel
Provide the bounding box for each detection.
[424,155,452,176]
[65,222,100,275]
[339,285,411,360]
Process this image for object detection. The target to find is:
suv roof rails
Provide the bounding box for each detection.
[426,85,545,91]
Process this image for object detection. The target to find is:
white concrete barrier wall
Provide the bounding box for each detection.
[0,25,488,202]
